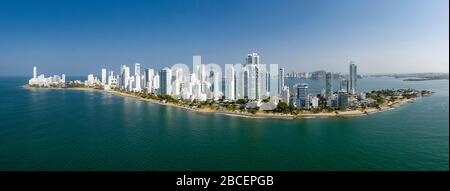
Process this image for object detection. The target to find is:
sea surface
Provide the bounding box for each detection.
[0,76,448,170]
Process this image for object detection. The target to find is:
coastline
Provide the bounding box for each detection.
[22,85,416,120]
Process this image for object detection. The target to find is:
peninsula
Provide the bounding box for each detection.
[24,84,432,119]
[24,55,433,119]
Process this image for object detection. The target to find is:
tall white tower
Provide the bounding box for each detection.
[153,74,160,91]
[120,65,130,90]
[134,63,141,92]
[248,64,257,100]
[101,68,107,86]
[135,63,141,76]
[108,71,115,86]
[225,65,235,100]
[245,53,260,100]
[209,70,221,100]
[33,66,37,79]
[144,69,154,93]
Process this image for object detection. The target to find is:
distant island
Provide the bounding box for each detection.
[369,73,449,81]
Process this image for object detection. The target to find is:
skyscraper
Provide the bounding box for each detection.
[172,68,182,96]
[258,66,268,99]
[172,80,181,96]
[153,74,160,91]
[159,68,172,95]
[234,64,247,99]
[134,63,141,92]
[338,90,349,109]
[224,65,235,100]
[349,62,357,94]
[128,76,135,92]
[269,64,279,97]
[295,83,309,109]
[281,85,290,105]
[247,64,258,100]
[209,70,221,100]
[144,69,154,93]
[325,72,332,99]
[340,78,348,92]
[243,70,249,99]
[134,63,141,76]
[245,53,260,65]
[120,65,130,90]
[278,68,285,96]
[108,71,116,87]
[33,66,37,79]
[101,68,107,86]
[244,53,260,100]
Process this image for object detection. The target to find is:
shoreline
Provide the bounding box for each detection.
[22,85,416,120]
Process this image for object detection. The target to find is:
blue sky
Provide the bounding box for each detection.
[0,0,448,76]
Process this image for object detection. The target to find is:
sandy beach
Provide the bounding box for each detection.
[23,85,416,120]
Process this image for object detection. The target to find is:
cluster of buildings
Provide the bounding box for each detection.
[29,53,374,111]
[86,53,366,111]
[290,62,364,110]
[92,53,288,104]
[28,66,66,87]
[286,70,342,80]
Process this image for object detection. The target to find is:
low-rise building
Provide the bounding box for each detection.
[246,100,262,109]
[260,97,279,111]
[310,95,319,109]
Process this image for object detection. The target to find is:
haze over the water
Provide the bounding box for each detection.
[0,0,448,76]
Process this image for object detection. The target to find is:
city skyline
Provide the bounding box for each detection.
[29,51,365,114]
[0,0,448,76]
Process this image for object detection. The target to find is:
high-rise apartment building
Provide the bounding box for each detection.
[338,90,349,109]
[281,85,290,105]
[120,65,130,90]
[349,62,357,94]
[245,53,260,65]
[269,64,279,97]
[325,72,333,99]
[159,68,172,95]
[278,68,285,96]
[101,68,107,86]
[134,63,141,92]
[33,66,37,79]
[224,65,235,100]
[296,83,309,109]
[340,78,348,92]
[144,69,154,93]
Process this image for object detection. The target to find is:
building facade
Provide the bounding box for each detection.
[325,72,332,99]
[159,68,172,95]
[349,62,357,94]
[295,83,309,109]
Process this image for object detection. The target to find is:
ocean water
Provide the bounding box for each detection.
[0,77,448,170]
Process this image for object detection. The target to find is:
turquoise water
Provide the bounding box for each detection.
[0,77,448,170]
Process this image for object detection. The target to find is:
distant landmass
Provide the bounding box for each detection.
[369,73,449,81]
